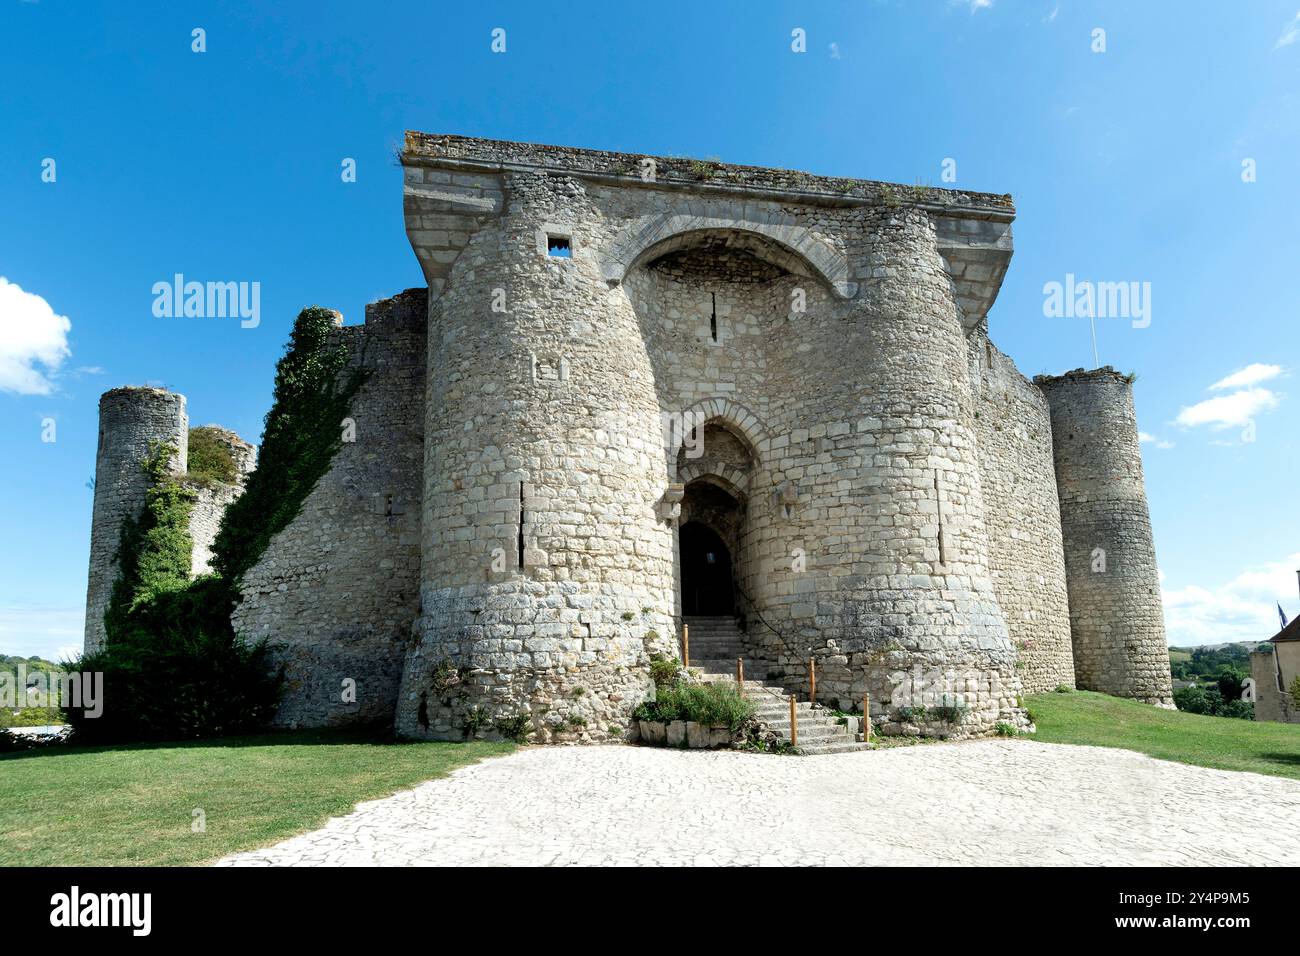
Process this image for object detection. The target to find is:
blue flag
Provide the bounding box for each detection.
[1281,603,1290,629]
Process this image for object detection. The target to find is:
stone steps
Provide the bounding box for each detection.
[683,623,869,754]
[685,616,753,671]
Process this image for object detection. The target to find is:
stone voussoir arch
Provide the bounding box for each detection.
[604,208,857,299]
[678,462,751,502]
[668,398,770,477]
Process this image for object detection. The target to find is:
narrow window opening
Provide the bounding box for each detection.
[934,470,947,565]
[985,341,993,367]
[709,292,718,342]
[517,482,526,570]
[384,493,394,517]
[546,234,571,258]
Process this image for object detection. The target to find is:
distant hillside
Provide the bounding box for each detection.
[1,654,63,674]
[1168,641,1267,675]
[1,655,68,728]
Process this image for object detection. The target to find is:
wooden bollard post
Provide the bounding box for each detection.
[682,624,689,669]
[863,693,871,741]
[789,695,798,747]
[808,656,816,705]
[736,657,744,693]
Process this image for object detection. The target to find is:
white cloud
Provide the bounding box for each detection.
[969,0,993,10]
[0,605,85,662]
[1163,553,1300,646]
[1209,363,1283,390]
[1174,387,1280,429]
[1045,4,1060,23]
[1139,431,1174,449]
[0,277,72,395]
[1275,11,1300,49]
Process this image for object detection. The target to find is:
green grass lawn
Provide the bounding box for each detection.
[1026,689,1300,782]
[0,729,513,866]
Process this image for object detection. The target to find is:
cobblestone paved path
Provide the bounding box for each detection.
[218,741,1300,866]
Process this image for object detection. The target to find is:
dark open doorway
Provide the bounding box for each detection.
[679,521,734,615]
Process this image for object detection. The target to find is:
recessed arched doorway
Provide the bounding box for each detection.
[679,521,734,615]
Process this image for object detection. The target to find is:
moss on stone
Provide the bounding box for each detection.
[186,426,238,487]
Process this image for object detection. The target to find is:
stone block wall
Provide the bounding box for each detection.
[86,135,1177,739]
[396,133,1031,739]
[969,330,1074,692]
[84,387,188,653]
[232,289,427,727]
[1037,368,1173,706]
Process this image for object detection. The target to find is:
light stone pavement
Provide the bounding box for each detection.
[217,741,1300,867]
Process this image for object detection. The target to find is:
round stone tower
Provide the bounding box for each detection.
[84,386,188,653]
[396,171,677,742]
[1035,368,1172,706]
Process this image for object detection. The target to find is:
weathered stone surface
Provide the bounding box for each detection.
[970,332,1074,693]
[84,387,188,653]
[84,134,1172,740]
[1036,368,1172,707]
[233,289,428,728]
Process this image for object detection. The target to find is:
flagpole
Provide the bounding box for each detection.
[1089,314,1099,368]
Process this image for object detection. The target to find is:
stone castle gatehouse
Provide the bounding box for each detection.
[84,133,1174,742]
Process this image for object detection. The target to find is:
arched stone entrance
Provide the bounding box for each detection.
[678,478,745,615]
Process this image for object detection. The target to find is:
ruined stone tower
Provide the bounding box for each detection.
[85,133,1175,740]
[83,388,255,653]
[1036,368,1173,706]
[84,387,188,653]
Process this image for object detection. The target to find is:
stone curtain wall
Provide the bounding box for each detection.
[398,134,1031,738]
[969,331,1075,692]
[187,483,240,576]
[1037,368,1173,706]
[232,290,427,727]
[84,387,188,653]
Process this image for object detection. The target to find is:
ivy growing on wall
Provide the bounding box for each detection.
[102,443,195,634]
[69,307,367,742]
[212,306,367,582]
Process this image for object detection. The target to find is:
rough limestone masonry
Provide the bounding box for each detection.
[83,133,1174,742]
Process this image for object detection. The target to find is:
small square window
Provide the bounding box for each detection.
[546,234,572,258]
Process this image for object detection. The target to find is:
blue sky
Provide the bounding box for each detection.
[1,0,1297,659]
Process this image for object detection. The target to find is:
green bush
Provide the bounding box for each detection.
[635,682,753,731]
[648,655,679,689]
[493,713,531,742]
[185,426,238,486]
[1216,665,1248,703]
[69,576,282,743]
[931,701,969,723]
[1173,684,1254,720]
[994,722,1018,737]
